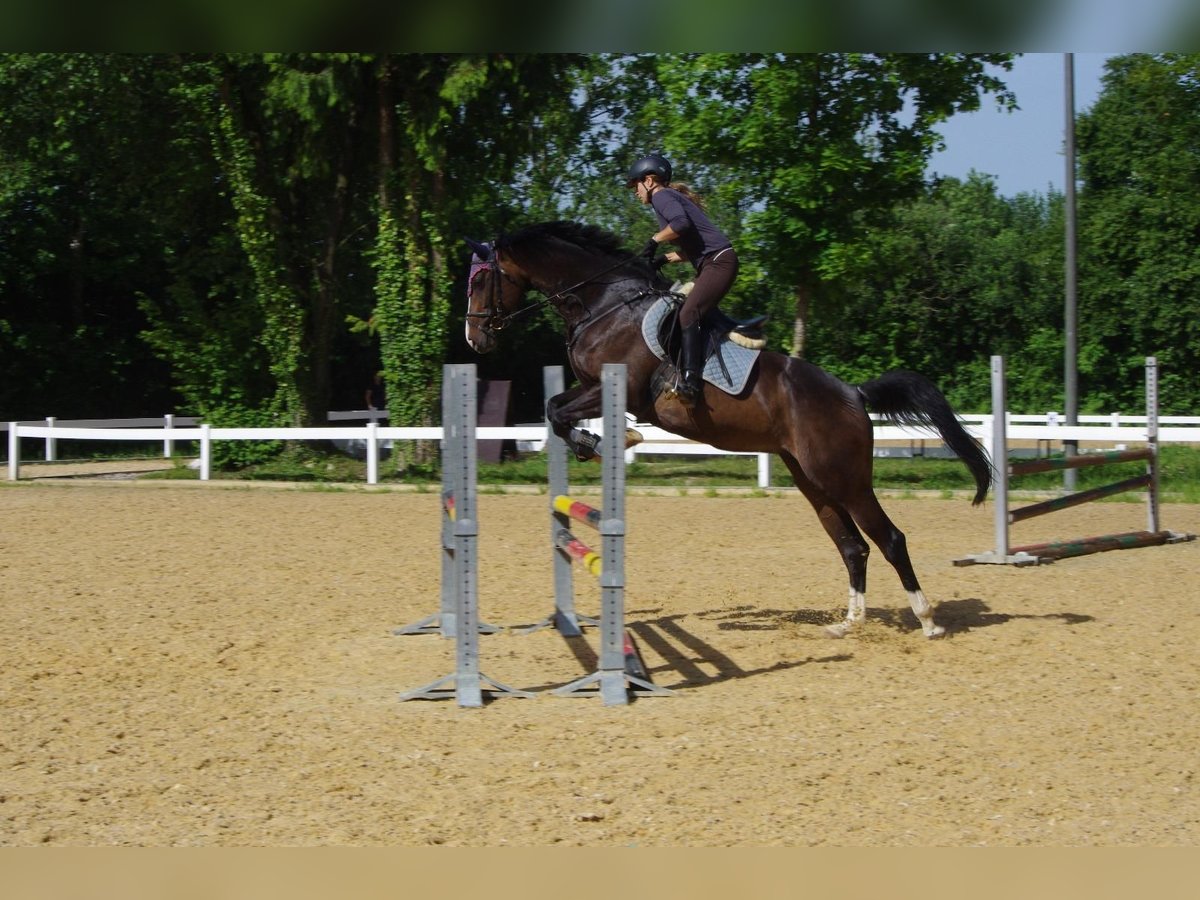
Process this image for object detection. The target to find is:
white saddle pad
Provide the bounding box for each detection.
[640,296,760,396]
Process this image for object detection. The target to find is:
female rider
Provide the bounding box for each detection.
[628,153,739,408]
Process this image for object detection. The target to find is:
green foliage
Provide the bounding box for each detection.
[212,83,306,425]
[202,404,284,470]
[812,173,1070,411]
[636,53,1016,355]
[3,52,1200,450]
[0,54,183,418]
[1076,53,1200,414]
[369,205,443,436]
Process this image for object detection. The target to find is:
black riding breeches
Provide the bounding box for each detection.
[680,248,739,329]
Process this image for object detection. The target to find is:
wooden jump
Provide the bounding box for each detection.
[955,355,1194,566]
[395,363,668,707]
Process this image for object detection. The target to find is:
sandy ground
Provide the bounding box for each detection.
[2,477,1198,846]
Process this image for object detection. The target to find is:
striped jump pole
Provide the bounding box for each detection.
[548,513,653,685]
[955,355,1195,566]
[397,363,531,707]
[554,525,602,577]
[529,364,670,705]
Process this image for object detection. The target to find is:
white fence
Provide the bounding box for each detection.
[6,410,1200,488]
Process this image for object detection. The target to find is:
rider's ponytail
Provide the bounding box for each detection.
[669,182,707,211]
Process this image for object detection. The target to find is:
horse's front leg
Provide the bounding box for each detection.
[546,383,604,461]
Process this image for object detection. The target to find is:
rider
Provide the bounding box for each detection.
[628,153,739,408]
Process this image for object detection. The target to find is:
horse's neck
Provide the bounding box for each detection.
[536,256,619,316]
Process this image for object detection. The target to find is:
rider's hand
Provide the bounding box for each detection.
[652,255,670,270]
[639,238,658,259]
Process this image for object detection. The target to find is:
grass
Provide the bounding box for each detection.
[122,443,1200,502]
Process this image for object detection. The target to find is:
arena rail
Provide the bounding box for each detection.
[8,396,1200,486]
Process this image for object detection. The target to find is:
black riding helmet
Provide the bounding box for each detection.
[626,154,672,186]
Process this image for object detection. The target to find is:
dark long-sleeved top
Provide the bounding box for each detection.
[650,187,732,271]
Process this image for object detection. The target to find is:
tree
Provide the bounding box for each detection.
[1077,53,1200,413]
[0,54,183,419]
[634,53,1016,356]
[151,53,592,446]
[814,174,1065,410]
[368,54,593,442]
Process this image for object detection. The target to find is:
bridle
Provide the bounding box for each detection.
[465,243,640,338]
[465,254,537,336]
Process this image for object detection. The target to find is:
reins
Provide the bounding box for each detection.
[468,248,650,341]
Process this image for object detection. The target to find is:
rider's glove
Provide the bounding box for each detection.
[639,238,658,259]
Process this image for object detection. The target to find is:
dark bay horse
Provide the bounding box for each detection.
[464,221,991,638]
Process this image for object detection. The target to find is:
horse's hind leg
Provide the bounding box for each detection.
[780,454,871,638]
[845,491,944,638]
[815,503,872,639]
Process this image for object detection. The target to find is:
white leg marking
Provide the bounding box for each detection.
[825,586,866,638]
[909,589,945,638]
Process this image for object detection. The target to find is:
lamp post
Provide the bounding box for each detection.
[1064,52,1079,489]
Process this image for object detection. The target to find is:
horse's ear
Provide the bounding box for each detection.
[465,238,493,260]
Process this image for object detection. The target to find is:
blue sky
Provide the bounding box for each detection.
[926,53,1112,198]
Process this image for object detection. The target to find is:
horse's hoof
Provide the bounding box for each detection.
[625,428,643,448]
[924,625,946,639]
[825,622,852,639]
[568,428,600,461]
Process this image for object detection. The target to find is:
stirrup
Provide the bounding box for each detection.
[676,372,702,408]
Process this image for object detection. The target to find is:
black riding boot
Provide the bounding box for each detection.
[677,320,704,408]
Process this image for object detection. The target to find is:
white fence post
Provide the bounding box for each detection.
[200,424,212,481]
[45,417,56,461]
[7,423,18,481]
[366,422,379,485]
[164,414,174,458]
[757,453,770,489]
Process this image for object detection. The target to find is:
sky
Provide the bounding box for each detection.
[923,0,1196,197]
[926,52,1112,198]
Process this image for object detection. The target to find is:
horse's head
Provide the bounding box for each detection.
[464,222,660,353]
[463,237,533,353]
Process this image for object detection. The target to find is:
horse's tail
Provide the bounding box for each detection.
[858,370,992,506]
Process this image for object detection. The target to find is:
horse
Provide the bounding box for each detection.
[463,220,992,639]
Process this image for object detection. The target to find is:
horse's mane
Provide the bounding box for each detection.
[498,220,631,259]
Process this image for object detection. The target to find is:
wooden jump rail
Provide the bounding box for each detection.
[554,494,603,529]
[955,355,1194,566]
[552,495,604,575]
[1008,447,1153,477]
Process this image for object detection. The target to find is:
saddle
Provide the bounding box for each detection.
[672,281,769,351]
[642,285,768,399]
